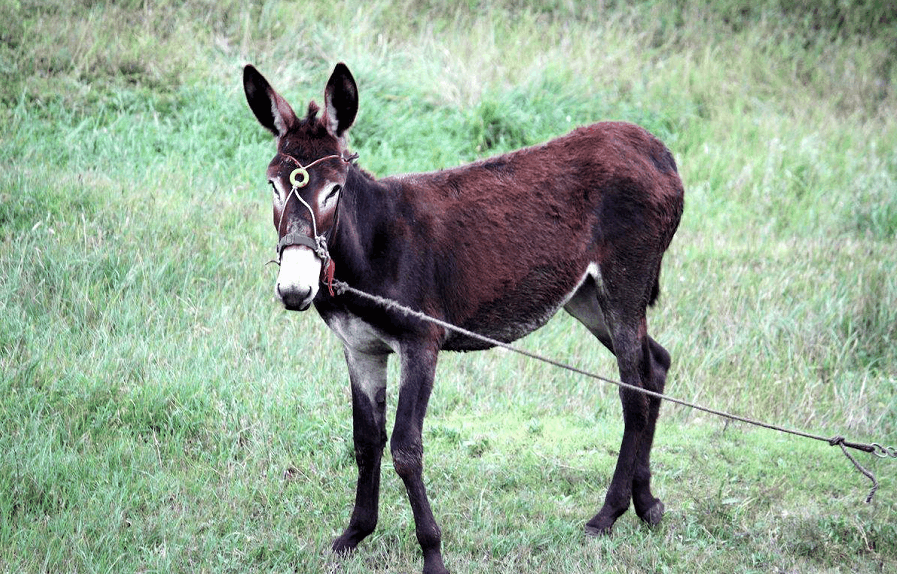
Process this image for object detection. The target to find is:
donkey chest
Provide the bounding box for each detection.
[321,309,398,355]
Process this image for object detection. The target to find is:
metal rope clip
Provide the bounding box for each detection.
[872,443,897,458]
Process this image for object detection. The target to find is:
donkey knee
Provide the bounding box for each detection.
[354,442,385,473]
[390,437,424,479]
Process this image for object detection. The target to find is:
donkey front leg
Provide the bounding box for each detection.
[391,342,448,574]
[332,348,388,554]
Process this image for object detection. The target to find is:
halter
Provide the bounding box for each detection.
[271,151,358,296]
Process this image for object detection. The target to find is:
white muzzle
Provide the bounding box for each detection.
[275,245,322,311]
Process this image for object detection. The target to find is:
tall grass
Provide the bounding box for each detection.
[2,1,896,572]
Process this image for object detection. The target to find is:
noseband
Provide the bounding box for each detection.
[271,152,358,296]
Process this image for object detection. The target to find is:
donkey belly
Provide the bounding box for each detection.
[442,303,559,351]
[442,263,597,352]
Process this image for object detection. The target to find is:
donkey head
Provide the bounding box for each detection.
[244,63,358,311]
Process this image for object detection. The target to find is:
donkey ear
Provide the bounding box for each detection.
[323,62,358,140]
[243,64,298,138]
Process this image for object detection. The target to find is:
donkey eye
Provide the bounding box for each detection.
[325,184,341,202]
[268,181,279,198]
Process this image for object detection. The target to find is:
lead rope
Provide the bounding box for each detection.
[327,278,894,504]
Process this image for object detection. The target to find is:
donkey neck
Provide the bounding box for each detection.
[328,165,398,282]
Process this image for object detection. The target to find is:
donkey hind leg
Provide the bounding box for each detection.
[391,342,448,574]
[564,281,667,535]
[332,348,388,554]
[631,336,670,526]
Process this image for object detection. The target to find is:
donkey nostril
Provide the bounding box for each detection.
[277,283,313,310]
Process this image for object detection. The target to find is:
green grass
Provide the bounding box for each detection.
[2,0,897,572]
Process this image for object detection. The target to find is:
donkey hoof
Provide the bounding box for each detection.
[637,499,665,526]
[331,536,358,556]
[422,552,450,574]
[584,517,615,537]
[584,523,612,537]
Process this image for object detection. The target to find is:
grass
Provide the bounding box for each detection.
[2,0,897,572]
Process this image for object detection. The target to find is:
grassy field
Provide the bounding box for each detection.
[2,0,896,572]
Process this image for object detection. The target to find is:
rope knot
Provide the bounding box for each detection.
[331,279,348,296]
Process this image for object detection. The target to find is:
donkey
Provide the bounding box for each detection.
[244,62,684,574]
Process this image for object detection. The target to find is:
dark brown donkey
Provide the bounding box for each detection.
[244,62,684,574]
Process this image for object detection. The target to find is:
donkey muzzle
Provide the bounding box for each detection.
[275,245,322,311]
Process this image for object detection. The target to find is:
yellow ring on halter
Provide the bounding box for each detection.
[290,167,309,188]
